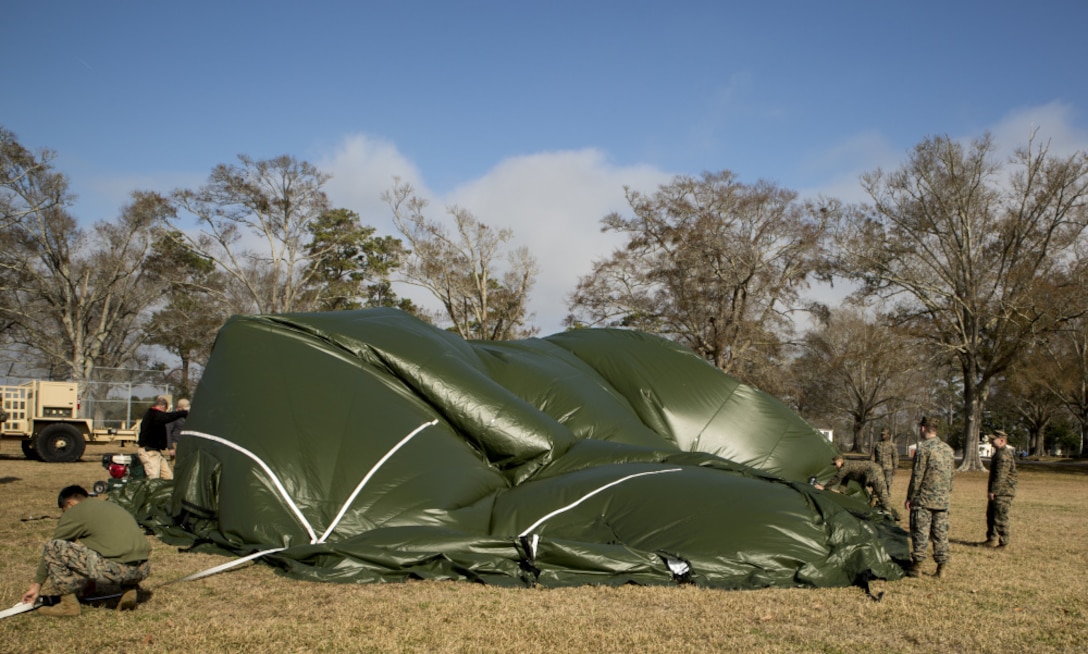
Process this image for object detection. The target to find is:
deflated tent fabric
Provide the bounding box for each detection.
[119,308,908,589]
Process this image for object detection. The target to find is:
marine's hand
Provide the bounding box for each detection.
[21,583,40,605]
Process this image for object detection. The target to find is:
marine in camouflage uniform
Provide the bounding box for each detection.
[906,418,955,577]
[823,458,895,515]
[21,485,151,616]
[985,431,1017,547]
[871,429,899,496]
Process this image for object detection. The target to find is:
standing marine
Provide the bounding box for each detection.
[985,429,1017,548]
[905,417,955,578]
[871,428,899,497]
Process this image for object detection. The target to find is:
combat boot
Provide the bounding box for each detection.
[904,561,921,578]
[935,563,947,579]
[117,587,138,611]
[37,593,80,617]
[984,538,999,548]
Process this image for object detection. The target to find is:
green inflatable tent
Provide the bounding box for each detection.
[120,308,908,589]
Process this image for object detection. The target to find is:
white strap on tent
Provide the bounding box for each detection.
[318,419,438,543]
[183,430,318,543]
[518,467,683,539]
[0,601,38,620]
[164,547,288,586]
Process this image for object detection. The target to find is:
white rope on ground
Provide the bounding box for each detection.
[518,467,683,538]
[319,419,439,543]
[160,547,288,586]
[0,602,37,619]
[182,430,318,543]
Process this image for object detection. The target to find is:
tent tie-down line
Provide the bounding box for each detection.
[183,419,441,544]
[1,460,689,619]
[164,422,689,587]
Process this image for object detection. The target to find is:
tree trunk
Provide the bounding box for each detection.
[1031,431,1047,457]
[958,373,985,471]
[1026,425,1042,457]
[851,416,865,453]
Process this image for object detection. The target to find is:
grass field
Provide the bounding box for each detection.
[1,443,1086,653]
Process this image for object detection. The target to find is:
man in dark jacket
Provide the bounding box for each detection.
[137,396,188,480]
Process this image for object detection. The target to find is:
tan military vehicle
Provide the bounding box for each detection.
[0,380,143,463]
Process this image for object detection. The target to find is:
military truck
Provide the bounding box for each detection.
[0,380,144,463]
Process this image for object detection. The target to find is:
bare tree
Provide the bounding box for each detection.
[384,179,538,340]
[1041,259,1088,456]
[992,345,1066,456]
[840,133,1088,470]
[566,171,836,392]
[797,307,922,452]
[172,155,335,314]
[0,127,67,233]
[0,171,175,383]
[1,127,70,341]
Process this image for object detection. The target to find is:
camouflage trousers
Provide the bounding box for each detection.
[863,475,894,515]
[882,469,895,498]
[909,507,949,564]
[986,495,1014,545]
[41,540,150,596]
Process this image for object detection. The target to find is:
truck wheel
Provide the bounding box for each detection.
[35,424,86,463]
[21,438,42,461]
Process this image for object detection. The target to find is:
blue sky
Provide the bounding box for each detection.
[4,1,1088,334]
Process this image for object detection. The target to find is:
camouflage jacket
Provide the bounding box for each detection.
[871,440,899,470]
[987,445,1018,497]
[829,460,884,489]
[907,437,954,510]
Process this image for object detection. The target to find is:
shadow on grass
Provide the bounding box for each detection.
[0,476,20,484]
[949,538,992,547]
[81,586,154,611]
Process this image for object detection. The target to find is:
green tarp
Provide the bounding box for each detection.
[119,308,908,589]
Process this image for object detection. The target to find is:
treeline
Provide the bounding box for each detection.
[3,127,1088,466]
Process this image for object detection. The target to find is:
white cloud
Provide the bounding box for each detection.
[67,163,205,224]
[796,130,899,204]
[320,133,426,230]
[987,101,1088,159]
[176,102,1087,335]
[442,150,672,335]
[322,140,673,335]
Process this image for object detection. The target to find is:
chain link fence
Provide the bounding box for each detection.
[0,368,172,433]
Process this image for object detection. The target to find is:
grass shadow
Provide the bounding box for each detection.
[950,538,989,547]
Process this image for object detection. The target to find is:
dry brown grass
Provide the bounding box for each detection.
[1,443,1086,653]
